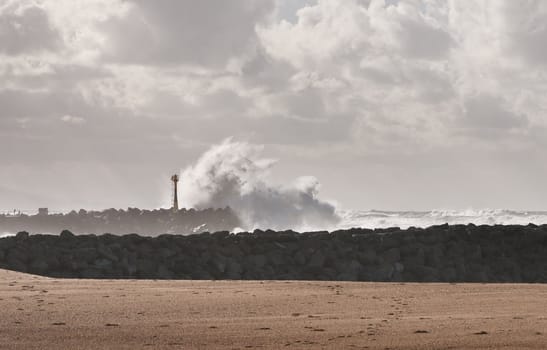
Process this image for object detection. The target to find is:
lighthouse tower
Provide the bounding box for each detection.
[171,174,179,212]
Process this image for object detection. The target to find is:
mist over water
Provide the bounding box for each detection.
[179,139,340,231]
[177,139,547,232]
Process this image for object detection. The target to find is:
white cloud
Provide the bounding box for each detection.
[60,114,85,124]
[2,0,547,210]
[257,0,547,151]
[0,0,61,55]
[3,0,546,149]
[97,0,275,68]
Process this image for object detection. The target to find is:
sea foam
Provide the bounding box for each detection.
[337,209,547,229]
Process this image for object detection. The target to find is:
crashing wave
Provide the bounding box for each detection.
[337,209,547,229]
[179,139,340,231]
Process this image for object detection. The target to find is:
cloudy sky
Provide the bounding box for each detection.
[2,0,547,212]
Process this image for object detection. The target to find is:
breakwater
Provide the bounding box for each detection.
[0,207,241,235]
[1,224,546,282]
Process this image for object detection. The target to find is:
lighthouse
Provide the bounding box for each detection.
[171,174,179,212]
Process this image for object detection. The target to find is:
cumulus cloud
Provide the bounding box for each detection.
[100,0,275,68]
[2,0,547,211]
[0,1,60,55]
[461,94,528,131]
[258,0,547,146]
[496,1,547,64]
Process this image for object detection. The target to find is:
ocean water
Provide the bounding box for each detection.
[337,209,547,230]
[2,209,547,236]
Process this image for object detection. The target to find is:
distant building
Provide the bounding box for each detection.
[38,208,49,216]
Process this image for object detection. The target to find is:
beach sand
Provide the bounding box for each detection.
[1,269,546,349]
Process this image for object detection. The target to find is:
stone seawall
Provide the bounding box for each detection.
[0,207,241,236]
[1,224,546,282]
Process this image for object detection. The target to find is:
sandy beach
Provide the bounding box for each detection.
[1,269,546,349]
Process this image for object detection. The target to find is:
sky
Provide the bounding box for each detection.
[2,0,547,212]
